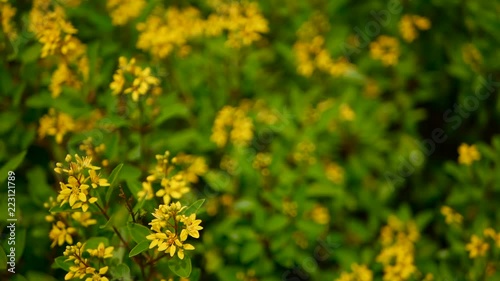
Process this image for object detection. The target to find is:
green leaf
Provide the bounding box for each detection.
[105,163,124,204]
[180,199,205,216]
[0,246,7,270]
[168,256,192,278]
[128,241,150,257]
[265,214,289,233]
[53,256,72,271]
[100,205,130,230]
[153,104,189,126]
[84,237,109,250]
[110,263,131,280]
[0,151,27,184]
[240,241,263,263]
[49,204,77,213]
[127,223,151,243]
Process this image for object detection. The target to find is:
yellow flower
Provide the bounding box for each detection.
[107,0,145,26]
[180,213,203,239]
[1,3,18,41]
[211,105,254,147]
[65,259,90,280]
[462,43,483,71]
[325,162,344,184]
[458,143,481,165]
[110,57,160,101]
[310,204,330,225]
[339,103,355,121]
[399,15,431,42]
[484,228,500,248]
[466,235,489,258]
[156,174,190,204]
[71,212,97,227]
[38,109,76,144]
[370,36,400,66]
[85,266,109,281]
[49,221,76,247]
[440,206,463,225]
[87,243,114,259]
[138,181,155,200]
[89,169,110,188]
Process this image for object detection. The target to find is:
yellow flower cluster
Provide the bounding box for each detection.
[63,242,111,281]
[376,216,420,281]
[139,151,206,204]
[462,43,483,71]
[136,1,268,58]
[79,137,109,167]
[207,1,269,48]
[335,263,373,281]
[45,197,97,247]
[292,140,316,165]
[252,152,272,176]
[110,56,160,102]
[465,234,489,258]
[49,221,76,248]
[465,228,500,258]
[293,14,353,77]
[0,2,17,41]
[211,105,254,148]
[370,36,400,66]
[399,15,431,42]
[54,154,110,212]
[146,202,203,260]
[310,204,330,225]
[107,0,145,26]
[339,103,356,121]
[440,206,463,225]
[457,143,481,165]
[38,108,76,143]
[136,6,204,59]
[29,0,89,97]
[325,162,345,185]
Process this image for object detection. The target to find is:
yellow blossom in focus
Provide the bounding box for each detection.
[49,221,76,247]
[466,235,489,258]
[458,143,481,165]
[84,266,109,281]
[370,36,400,66]
[399,15,431,42]
[87,243,114,259]
[146,202,198,259]
[180,213,204,240]
[107,0,145,26]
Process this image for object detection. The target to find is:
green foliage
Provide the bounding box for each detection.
[0,0,499,280]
